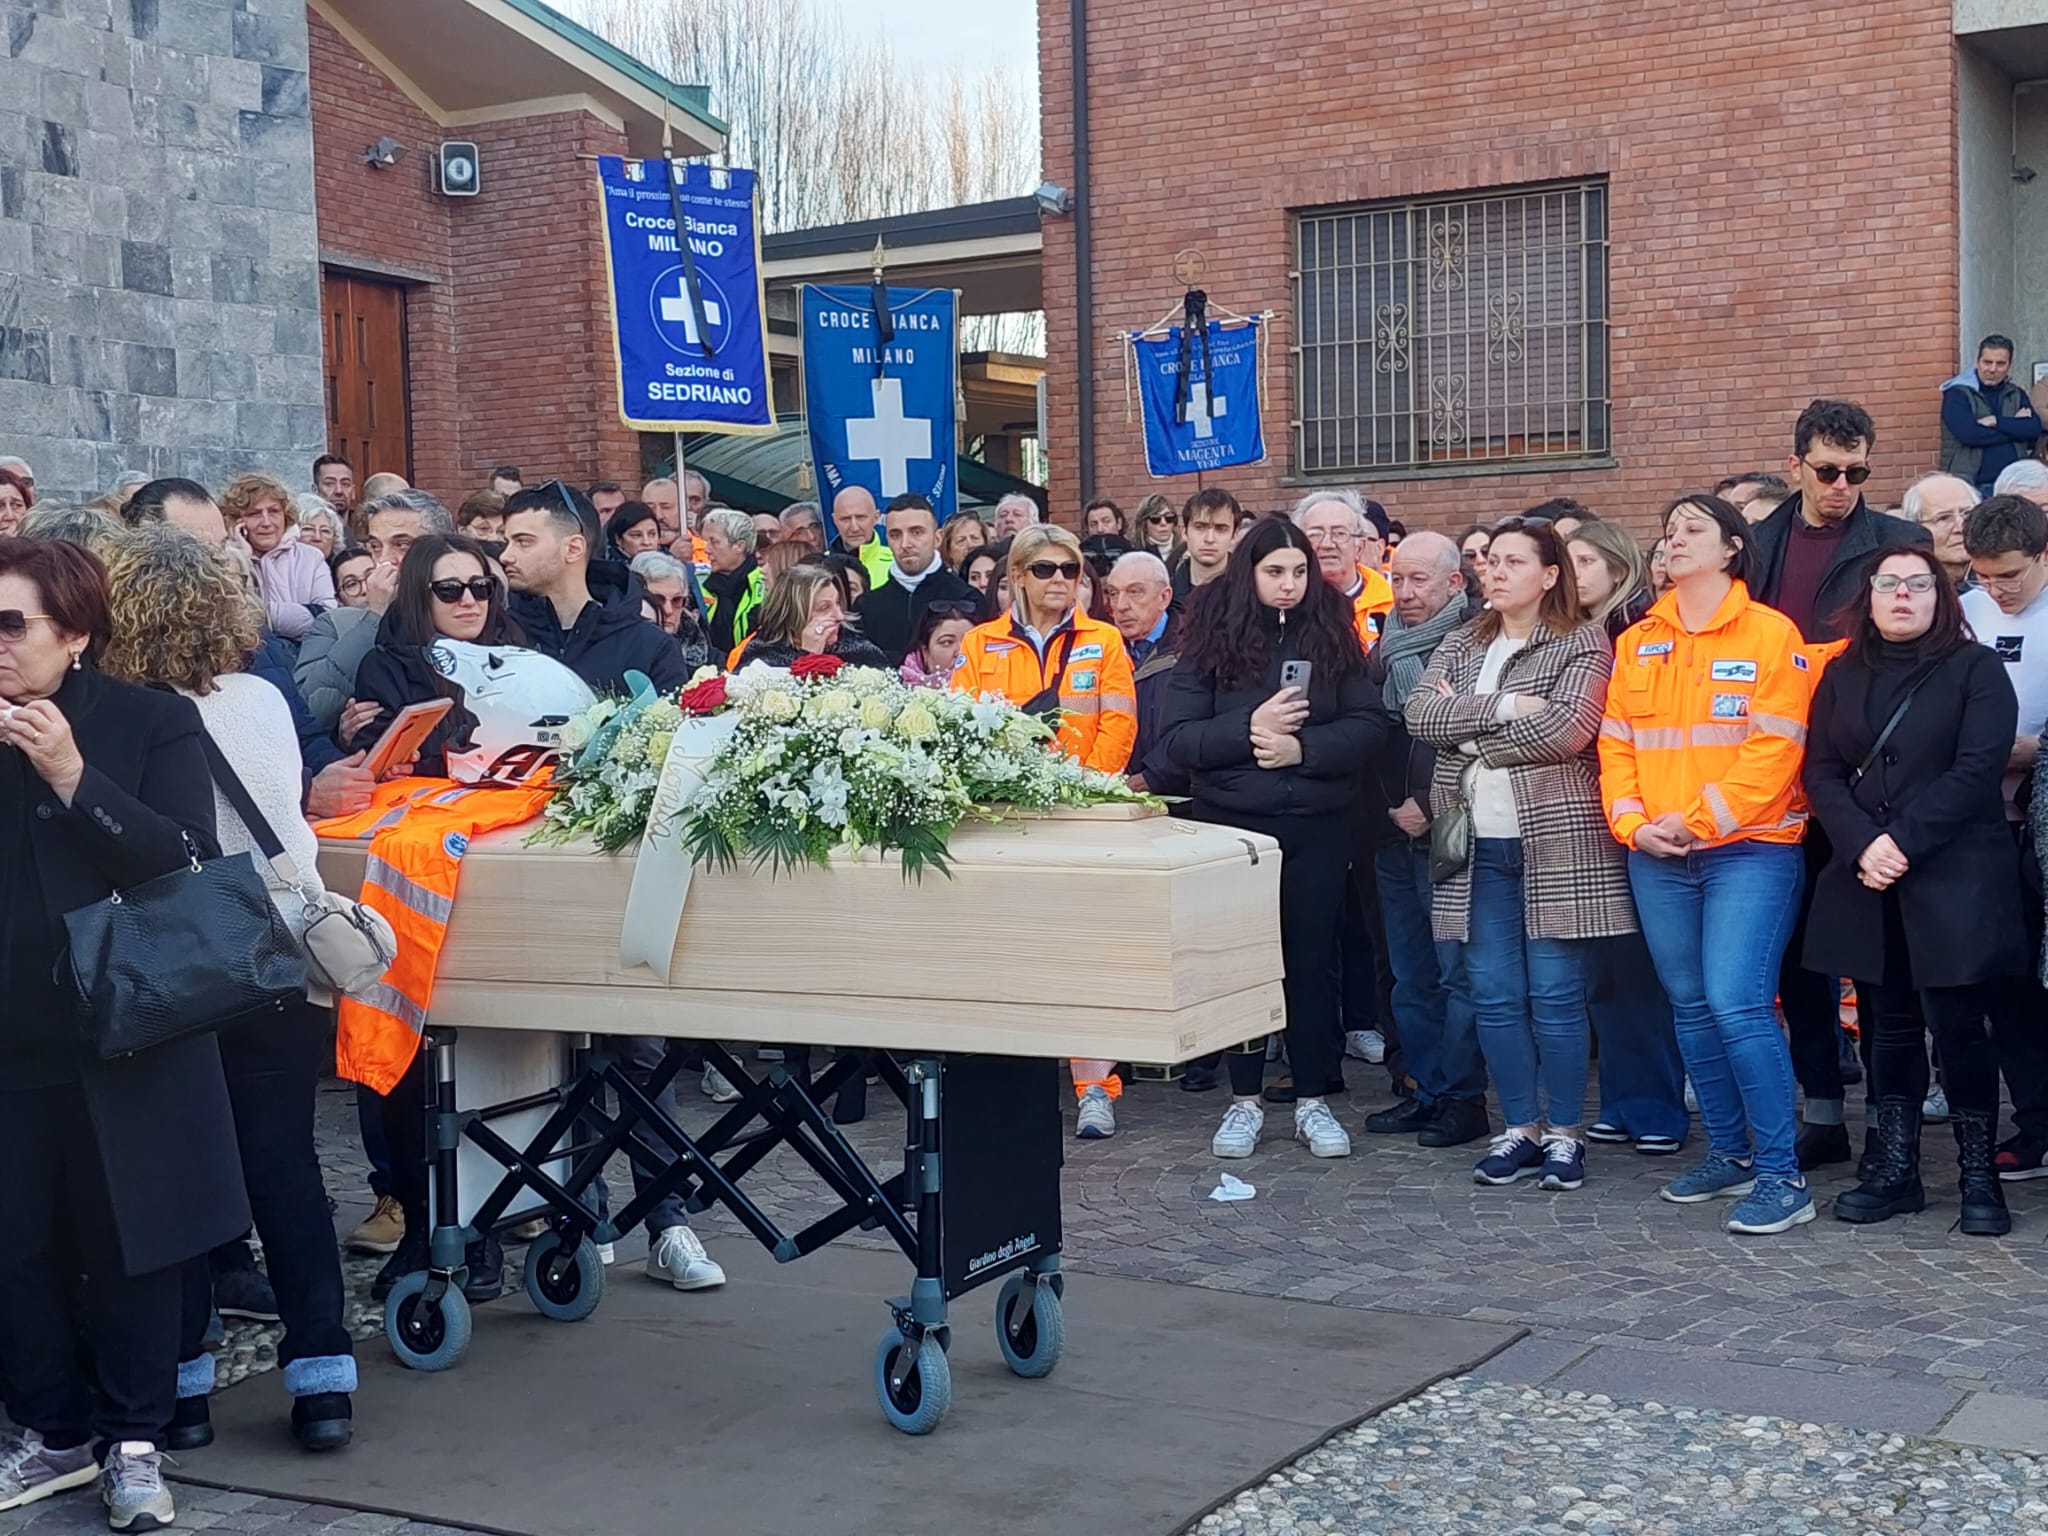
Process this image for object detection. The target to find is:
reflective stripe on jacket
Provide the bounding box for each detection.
[1598,580,1812,850]
[314,777,555,1092]
[1351,567,1394,651]
[950,608,1138,773]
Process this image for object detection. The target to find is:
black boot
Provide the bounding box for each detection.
[292,1391,353,1452]
[1954,1109,2013,1237]
[462,1233,505,1301]
[832,1069,867,1126]
[164,1394,213,1451]
[1833,1101,1924,1223]
[1855,1123,1881,1182]
[1794,1120,1851,1170]
[369,1223,428,1303]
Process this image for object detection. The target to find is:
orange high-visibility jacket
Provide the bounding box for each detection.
[951,609,1138,773]
[1351,566,1394,651]
[1598,580,1812,850]
[314,777,555,1093]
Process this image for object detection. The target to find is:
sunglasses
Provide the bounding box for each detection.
[0,610,50,642]
[1026,560,1083,581]
[1802,460,1872,486]
[429,577,495,604]
[1143,513,1178,527]
[1871,573,1937,595]
[926,600,981,620]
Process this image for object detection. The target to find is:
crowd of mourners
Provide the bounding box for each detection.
[6,364,2048,1528]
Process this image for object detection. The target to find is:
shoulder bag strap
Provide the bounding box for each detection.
[198,731,305,884]
[1848,661,1943,788]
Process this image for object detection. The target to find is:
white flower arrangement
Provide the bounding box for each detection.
[537,659,1147,875]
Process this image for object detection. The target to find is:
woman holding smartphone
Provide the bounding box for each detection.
[1161,516,1381,1162]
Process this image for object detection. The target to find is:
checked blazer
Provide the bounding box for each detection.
[1405,617,1637,944]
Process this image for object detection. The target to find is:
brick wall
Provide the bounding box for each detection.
[1039,0,1958,537]
[307,11,638,505]
[1,0,325,501]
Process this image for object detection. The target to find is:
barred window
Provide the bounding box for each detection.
[1294,181,1610,474]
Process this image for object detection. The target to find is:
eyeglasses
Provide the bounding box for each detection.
[1921,510,1969,530]
[1802,460,1872,486]
[1978,569,2040,594]
[337,575,368,597]
[0,610,51,642]
[1026,560,1083,581]
[1870,573,1937,595]
[429,577,495,604]
[1302,527,1358,545]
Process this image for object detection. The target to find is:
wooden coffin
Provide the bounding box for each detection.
[316,805,1285,1063]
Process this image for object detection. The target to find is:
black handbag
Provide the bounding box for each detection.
[60,828,308,1061]
[1428,761,1479,886]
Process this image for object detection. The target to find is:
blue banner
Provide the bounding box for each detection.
[1132,319,1265,477]
[596,157,772,435]
[802,285,958,524]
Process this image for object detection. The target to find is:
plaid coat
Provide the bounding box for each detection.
[1404,618,1636,944]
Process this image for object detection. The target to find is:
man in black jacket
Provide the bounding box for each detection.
[499,485,687,696]
[1749,399,1930,1167]
[854,494,975,665]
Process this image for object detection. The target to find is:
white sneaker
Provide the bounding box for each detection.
[646,1225,725,1290]
[1212,1100,1264,1158]
[1922,1084,1951,1123]
[1295,1099,1352,1158]
[701,1064,741,1103]
[1075,1085,1117,1139]
[0,1428,97,1514]
[1683,1077,1699,1114]
[1345,1029,1388,1064]
[596,1241,616,1266]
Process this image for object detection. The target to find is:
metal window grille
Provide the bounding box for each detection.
[1294,181,1610,474]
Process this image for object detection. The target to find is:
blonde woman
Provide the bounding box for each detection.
[732,562,887,669]
[222,472,334,640]
[99,525,358,1453]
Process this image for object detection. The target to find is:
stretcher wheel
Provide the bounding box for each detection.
[523,1232,605,1323]
[995,1273,1065,1379]
[385,1273,472,1372]
[874,1329,951,1435]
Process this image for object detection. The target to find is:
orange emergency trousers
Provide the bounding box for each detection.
[1596,581,1816,850]
[951,609,1137,1100]
[313,776,555,1093]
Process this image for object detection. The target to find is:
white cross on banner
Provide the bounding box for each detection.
[659,277,720,346]
[1184,382,1226,440]
[844,378,933,497]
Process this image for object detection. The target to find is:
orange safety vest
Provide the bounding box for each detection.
[1350,566,1394,651]
[950,608,1137,773]
[314,777,555,1092]
[1598,580,1812,851]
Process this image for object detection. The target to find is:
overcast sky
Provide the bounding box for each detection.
[822,0,1035,74]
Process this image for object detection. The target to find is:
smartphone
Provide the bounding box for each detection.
[1279,659,1313,692]
[363,699,454,780]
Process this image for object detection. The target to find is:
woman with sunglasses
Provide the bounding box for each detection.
[1802,546,2029,1235]
[1600,494,1817,1236]
[1133,493,1184,568]
[0,537,249,1528]
[953,524,1138,1139]
[346,533,525,778]
[1162,516,1380,1162]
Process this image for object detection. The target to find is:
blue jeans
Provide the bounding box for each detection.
[1448,839,1589,1129]
[1374,840,1484,1107]
[1628,841,1804,1181]
[1586,931,1690,1145]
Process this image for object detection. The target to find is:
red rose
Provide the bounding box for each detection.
[679,675,728,713]
[790,653,844,680]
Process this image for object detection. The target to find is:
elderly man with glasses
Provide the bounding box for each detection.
[1901,472,1981,590]
[1290,489,1394,651]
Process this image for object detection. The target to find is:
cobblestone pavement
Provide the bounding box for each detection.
[14,1064,2045,1536]
[1200,1379,2048,1536]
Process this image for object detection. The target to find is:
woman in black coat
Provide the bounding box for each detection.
[0,537,249,1519]
[1802,544,2030,1236]
[1161,516,1383,1162]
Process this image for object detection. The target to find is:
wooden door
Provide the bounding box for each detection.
[323,273,412,480]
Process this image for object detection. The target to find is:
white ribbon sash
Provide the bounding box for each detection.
[618,713,739,979]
